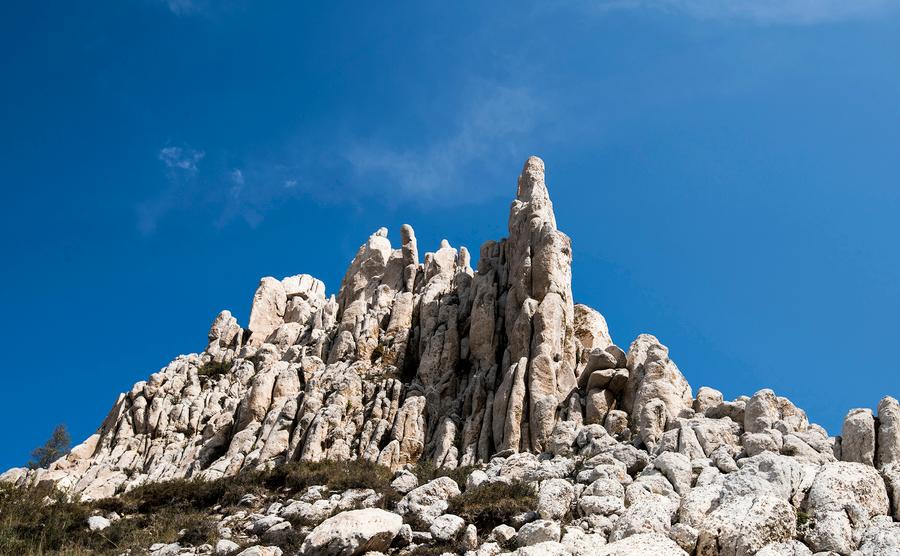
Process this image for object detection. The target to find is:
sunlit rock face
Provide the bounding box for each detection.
[6,157,900,556]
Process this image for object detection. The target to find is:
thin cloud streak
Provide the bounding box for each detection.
[345,83,545,201]
[138,82,548,232]
[577,0,895,24]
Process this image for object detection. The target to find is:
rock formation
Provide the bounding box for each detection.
[4,156,900,556]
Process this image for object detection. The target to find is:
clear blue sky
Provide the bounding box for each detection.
[2,1,899,470]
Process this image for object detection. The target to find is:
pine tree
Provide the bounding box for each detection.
[28,424,71,469]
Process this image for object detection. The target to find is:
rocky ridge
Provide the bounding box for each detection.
[4,157,900,555]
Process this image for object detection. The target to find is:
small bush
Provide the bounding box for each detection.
[197,360,231,378]
[407,541,466,555]
[282,459,396,503]
[0,483,91,554]
[796,509,811,528]
[0,459,398,554]
[448,480,536,531]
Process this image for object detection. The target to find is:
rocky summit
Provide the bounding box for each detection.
[4,157,900,556]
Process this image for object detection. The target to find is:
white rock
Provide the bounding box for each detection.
[756,540,813,556]
[517,519,561,546]
[610,493,674,541]
[216,539,241,555]
[537,478,575,520]
[462,524,478,550]
[595,533,688,555]
[490,524,517,544]
[429,514,465,542]
[235,547,283,556]
[696,494,796,556]
[841,408,876,466]
[298,508,402,555]
[87,515,111,531]
[396,476,460,526]
[390,470,418,495]
[877,396,900,468]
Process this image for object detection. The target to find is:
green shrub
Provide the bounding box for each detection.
[197,360,231,378]
[448,480,536,531]
[0,483,91,554]
[281,459,396,505]
[0,459,398,554]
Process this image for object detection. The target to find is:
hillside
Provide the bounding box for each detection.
[2,157,898,556]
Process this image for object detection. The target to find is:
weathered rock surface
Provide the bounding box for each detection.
[299,508,402,555]
[5,157,900,556]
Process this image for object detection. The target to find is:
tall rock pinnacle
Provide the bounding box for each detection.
[10,157,900,556]
[4,157,693,499]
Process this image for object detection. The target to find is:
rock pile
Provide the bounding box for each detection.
[3,157,900,555]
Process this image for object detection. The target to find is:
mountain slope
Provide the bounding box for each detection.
[3,157,900,556]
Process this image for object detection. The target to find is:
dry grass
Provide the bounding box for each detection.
[447,480,536,531]
[0,458,397,555]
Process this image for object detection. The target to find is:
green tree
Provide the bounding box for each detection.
[28,424,71,469]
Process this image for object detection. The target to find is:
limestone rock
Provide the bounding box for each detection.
[299,508,403,555]
[517,519,561,546]
[10,156,900,556]
[429,514,465,542]
[87,515,111,531]
[396,477,460,526]
[624,334,692,438]
[248,278,287,345]
[841,408,876,466]
[878,397,900,468]
[537,478,575,520]
[596,533,688,555]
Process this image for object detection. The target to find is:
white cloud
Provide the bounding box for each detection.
[344,82,545,201]
[158,146,204,172]
[163,0,200,16]
[138,145,206,234]
[138,82,549,232]
[578,0,895,24]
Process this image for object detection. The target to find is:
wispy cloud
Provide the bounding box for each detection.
[345,82,545,201]
[137,145,205,234]
[158,146,204,171]
[162,0,202,16]
[158,0,244,18]
[577,0,895,24]
[138,81,549,232]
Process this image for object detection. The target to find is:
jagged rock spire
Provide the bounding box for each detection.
[2,157,690,497]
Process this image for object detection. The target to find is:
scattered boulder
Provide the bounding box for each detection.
[299,508,403,556]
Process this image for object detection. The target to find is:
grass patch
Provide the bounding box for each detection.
[1,458,397,555]
[0,483,215,555]
[447,481,536,531]
[407,541,466,555]
[197,359,232,379]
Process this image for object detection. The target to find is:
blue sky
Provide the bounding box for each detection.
[2,1,900,470]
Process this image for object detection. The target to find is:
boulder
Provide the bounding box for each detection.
[395,476,461,526]
[429,514,465,542]
[517,519,562,546]
[298,508,403,556]
[537,478,575,520]
[87,515,111,532]
[596,533,688,555]
[878,397,900,468]
[624,335,693,429]
[841,408,876,466]
[696,494,796,556]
